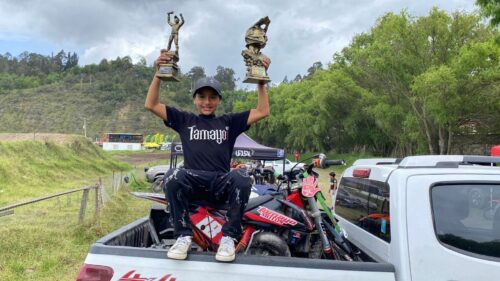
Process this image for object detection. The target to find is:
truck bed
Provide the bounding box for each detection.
[83,213,396,281]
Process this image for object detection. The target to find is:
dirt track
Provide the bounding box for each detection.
[112,151,171,166]
[0,133,79,145]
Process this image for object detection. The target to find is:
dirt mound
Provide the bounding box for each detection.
[113,151,170,165]
[0,133,80,145]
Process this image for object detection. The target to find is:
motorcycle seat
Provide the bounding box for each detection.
[245,194,274,212]
[187,194,275,212]
[189,200,229,211]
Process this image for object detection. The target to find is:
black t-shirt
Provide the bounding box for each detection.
[164,106,250,173]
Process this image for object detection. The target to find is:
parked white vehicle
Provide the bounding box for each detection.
[335,155,500,281]
[264,159,304,175]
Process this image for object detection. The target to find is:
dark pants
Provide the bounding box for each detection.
[164,168,252,239]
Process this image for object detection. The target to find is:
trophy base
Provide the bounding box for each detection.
[156,63,180,82]
[243,76,271,84]
[243,65,270,84]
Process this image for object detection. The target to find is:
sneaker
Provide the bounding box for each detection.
[167,236,192,260]
[216,236,236,262]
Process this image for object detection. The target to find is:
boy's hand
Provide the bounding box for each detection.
[155,49,172,69]
[262,56,271,70]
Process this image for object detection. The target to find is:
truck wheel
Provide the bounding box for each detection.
[247,232,291,257]
[151,178,163,193]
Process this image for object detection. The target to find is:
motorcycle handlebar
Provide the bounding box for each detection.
[318,153,346,168]
[324,159,345,166]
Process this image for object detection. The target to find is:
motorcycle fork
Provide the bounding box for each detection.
[235,225,256,253]
[315,193,359,260]
[307,197,334,258]
[315,192,341,233]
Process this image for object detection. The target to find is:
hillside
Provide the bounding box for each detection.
[0,137,129,206]
[0,84,168,139]
[0,54,249,140]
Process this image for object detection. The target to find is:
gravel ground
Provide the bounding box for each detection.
[111,151,171,166]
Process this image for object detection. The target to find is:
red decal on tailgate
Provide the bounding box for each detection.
[119,270,176,281]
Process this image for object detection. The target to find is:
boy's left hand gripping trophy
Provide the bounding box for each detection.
[156,11,184,82]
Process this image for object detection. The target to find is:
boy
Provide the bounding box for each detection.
[144,51,271,262]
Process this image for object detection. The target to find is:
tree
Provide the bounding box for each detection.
[186,66,206,81]
[214,66,236,91]
[304,61,323,79]
[333,8,497,155]
[411,66,459,154]
[476,0,500,26]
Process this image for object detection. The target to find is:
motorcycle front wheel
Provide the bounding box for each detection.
[246,232,291,257]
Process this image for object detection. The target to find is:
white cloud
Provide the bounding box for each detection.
[0,0,477,84]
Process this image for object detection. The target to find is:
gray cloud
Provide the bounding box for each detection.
[0,0,476,86]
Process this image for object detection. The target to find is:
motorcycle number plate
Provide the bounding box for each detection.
[301,176,321,198]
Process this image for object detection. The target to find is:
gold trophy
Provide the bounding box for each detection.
[242,17,271,84]
[156,11,184,82]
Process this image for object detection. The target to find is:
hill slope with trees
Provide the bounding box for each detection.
[0,51,248,139]
[0,8,498,156]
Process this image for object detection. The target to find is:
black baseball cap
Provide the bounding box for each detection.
[192,77,222,99]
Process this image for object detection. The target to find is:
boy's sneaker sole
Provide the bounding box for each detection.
[167,251,188,260]
[215,253,235,262]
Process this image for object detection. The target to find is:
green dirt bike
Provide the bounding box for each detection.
[279,153,362,261]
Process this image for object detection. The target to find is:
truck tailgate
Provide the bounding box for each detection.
[85,245,396,281]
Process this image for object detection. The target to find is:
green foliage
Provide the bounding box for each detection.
[238,8,498,156]
[476,0,500,26]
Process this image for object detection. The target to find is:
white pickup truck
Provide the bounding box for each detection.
[76,155,499,281]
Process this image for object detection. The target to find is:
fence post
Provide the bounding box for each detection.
[112,171,115,193]
[94,185,100,218]
[99,178,103,207]
[66,192,71,207]
[78,188,90,223]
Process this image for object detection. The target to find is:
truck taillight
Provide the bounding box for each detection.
[76,264,113,281]
[353,168,371,178]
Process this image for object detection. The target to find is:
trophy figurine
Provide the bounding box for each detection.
[242,16,271,84]
[156,11,185,82]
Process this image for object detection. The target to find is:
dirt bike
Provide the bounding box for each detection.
[130,190,309,257]
[278,153,362,261]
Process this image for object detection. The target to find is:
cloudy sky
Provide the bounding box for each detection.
[0,0,476,87]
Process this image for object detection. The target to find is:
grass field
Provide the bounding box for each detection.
[0,138,152,280]
[0,138,130,205]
